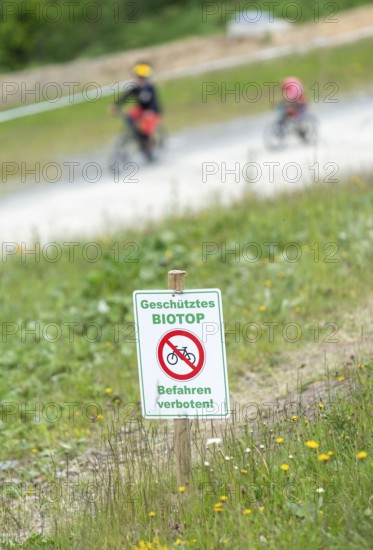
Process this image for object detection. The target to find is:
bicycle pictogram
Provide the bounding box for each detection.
[166,346,196,366]
[157,329,205,381]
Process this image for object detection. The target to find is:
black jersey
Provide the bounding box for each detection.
[115,81,161,113]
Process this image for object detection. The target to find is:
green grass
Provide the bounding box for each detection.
[4,364,373,549]
[1,36,373,189]
[0,177,373,468]
[1,177,373,546]
[72,365,373,550]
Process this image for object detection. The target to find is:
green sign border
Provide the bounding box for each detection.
[133,289,230,418]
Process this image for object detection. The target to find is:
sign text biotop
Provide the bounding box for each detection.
[133,289,230,419]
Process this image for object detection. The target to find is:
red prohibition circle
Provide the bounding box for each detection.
[157,329,205,381]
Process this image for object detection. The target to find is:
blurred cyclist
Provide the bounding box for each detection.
[112,62,161,159]
[278,76,308,137]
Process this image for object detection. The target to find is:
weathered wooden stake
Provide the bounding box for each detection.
[168,270,192,488]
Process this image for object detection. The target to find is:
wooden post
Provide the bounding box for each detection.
[168,270,192,489]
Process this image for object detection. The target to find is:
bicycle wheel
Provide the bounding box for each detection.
[297,114,318,144]
[108,132,137,167]
[148,124,167,162]
[167,352,178,366]
[263,121,287,150]
[185,353,196,364]
[156,124,167,149]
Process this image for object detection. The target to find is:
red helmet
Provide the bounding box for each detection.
[281,77,303,101]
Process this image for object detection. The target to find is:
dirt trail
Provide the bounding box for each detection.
[1,5,373,106]
[230,296,373,408]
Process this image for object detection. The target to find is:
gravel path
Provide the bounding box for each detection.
[0,95,372,246]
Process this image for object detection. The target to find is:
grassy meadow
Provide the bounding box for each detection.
[0,177,372,546]
[40,365,372,550]
[1,8,373,546]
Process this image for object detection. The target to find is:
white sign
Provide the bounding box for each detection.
[133,289,230,419]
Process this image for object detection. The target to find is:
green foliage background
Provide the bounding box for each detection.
[0,0,371,71]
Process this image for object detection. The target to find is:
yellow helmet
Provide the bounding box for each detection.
[132,62,152,78]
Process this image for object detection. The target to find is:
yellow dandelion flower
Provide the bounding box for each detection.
[328,451,334,456]
[291,415,298,421]
[357,451,368,459]
[220,495,228,502]
[259,506,265,511]
[242,508,252,515]
[318,454,330,462]
[306,440,319,449]
[97,414,104,421]
[175,540,182,546]
[280,464,290,471]
[214,505,223,513]
[276,437,284,443]
[318,403,324,409]
[105,387,112,393]
[178,486,185,493]
[259,305,266,312]
[214,502,223,508]
[240,469,248,474]
[304,419,309,425]
[338,376,345,381]
[148,511,156,517]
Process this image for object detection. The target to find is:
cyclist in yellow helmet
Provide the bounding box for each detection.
[112,62,162,158]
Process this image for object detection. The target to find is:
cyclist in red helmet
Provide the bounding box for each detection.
[277,77,308,137]
[280,77,307,119]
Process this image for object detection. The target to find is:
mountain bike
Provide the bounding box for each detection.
[167,346,196,366]
[264,105,318,150]
[109,115,166,167]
